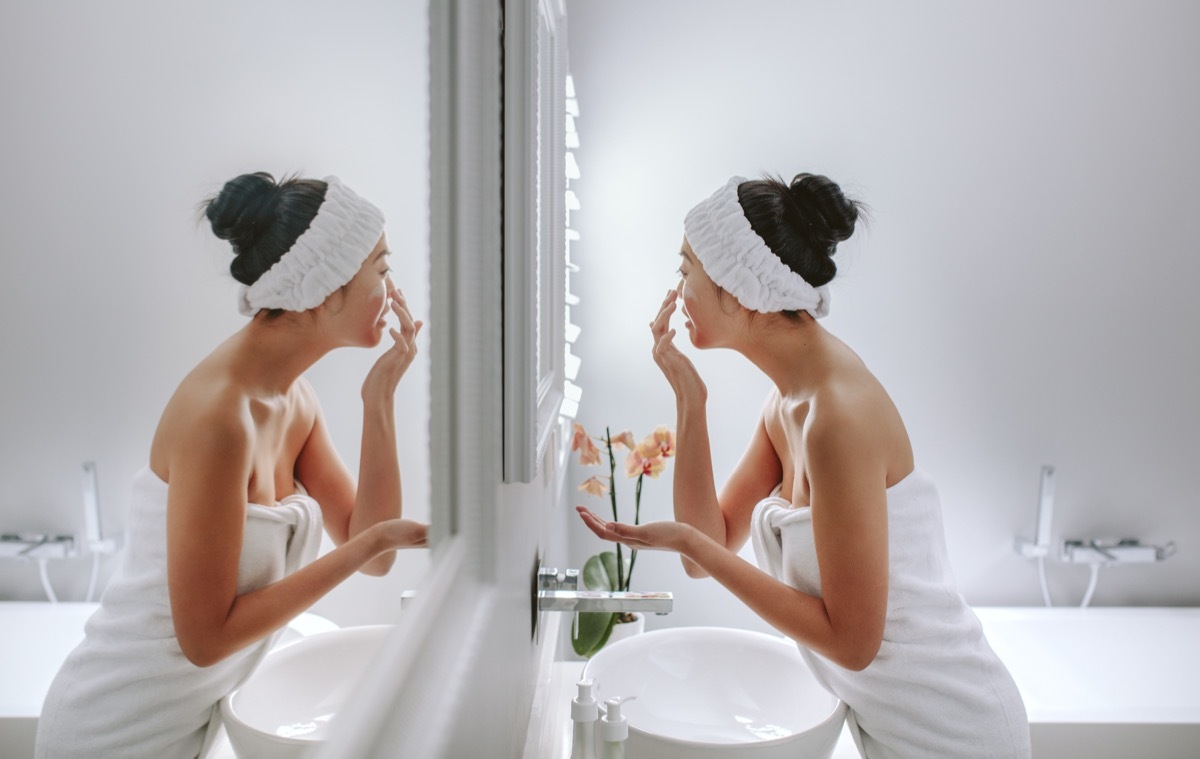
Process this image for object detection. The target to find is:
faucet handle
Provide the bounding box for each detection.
[537,566,560,591]
[537,566,582,591]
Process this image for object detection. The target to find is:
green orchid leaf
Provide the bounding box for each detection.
[599,551,621,591]
[582,553,616,591]
[582,551,632,592]
[571,611,618,658]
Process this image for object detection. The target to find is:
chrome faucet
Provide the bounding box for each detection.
[536,567,673,615]
[1015,464,1056,558]
[0,533,76,560]
[1061,537,1177,565]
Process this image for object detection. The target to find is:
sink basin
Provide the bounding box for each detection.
[582,627,846,758]
[220,624,393,759]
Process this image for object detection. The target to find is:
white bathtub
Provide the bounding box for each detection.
[974,606,1200,759]
[0,601,336,759]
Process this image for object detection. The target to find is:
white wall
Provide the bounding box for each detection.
[565,0,1200,635]
[0,0,430,626]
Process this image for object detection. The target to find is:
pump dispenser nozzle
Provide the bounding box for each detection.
[570,678,599,759]
[572,679,598,721]
[600,695,637,752]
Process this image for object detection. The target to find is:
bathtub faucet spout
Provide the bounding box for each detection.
[1015,465,1056,558]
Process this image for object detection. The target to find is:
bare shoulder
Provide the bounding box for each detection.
[760,385,781,416]
[759,386,786,441]
[151,371,254,480]
[802,380,887,466]
[292,375,318,407]
[289,375,323,439]
[802,367,912,487]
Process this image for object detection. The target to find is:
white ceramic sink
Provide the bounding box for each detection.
[582,627,846,758]
[220,624,393,759]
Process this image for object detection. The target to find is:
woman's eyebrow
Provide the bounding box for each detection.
[373,248,391,262]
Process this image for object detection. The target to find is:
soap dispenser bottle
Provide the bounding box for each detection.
[598,695,636,759]
[569,678,599,759]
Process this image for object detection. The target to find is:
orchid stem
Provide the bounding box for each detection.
[604,427,625,592]
[627,473,644,591]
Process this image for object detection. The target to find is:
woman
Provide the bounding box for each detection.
[37,172,428,758]
[578,174,1031,757]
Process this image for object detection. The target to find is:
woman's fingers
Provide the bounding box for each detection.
[575,507,651,549]
[388,328,408,351]
[408,522,429,547]
[654,327,677,358]
[390,291,418,337]
[576,506,617,539]
[383,283,423,361]
[649,289,678,338]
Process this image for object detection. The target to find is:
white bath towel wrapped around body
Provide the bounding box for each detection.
[751,469,1031,758]
[36,466,323,759]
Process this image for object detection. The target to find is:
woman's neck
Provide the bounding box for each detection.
[224,314,333,396]
[735,316,836,400]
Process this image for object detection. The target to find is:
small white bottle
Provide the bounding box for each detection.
[598,695,636,759]
[569,678,599,759]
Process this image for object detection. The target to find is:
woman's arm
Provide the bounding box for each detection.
[295,286,423,575]
[577,393,890,670]
[650,289,781,576]
[577,501,880,671]
[166,404,426,668]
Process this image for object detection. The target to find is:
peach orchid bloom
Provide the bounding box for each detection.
[647,425,676,458]
[571,423,602,466]
[611,430,636,451]
[578,475,609,497]
[625,448,667,479]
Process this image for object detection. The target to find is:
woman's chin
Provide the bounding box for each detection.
[363,323,386,347]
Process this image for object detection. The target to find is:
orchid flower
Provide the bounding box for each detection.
[611,430,636,451]
[570,423,677,658]
[647,425,675,458]
[571,422,602,466]
[578,475,609,497]
[625,447,667,479]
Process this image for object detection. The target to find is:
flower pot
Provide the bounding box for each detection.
[606,612,645,646]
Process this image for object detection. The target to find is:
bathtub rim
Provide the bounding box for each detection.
[973,605,1200,725]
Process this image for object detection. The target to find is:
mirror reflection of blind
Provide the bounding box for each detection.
[562,73,582,420]
[536,14,553,382]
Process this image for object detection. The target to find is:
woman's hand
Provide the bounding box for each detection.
[371,517,429,552]
[576,506,694,554]
[650,288,707,404]
[362,284,424,404]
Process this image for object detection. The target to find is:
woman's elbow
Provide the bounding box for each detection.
[360,552,396,577]
[681,556,710,579]
[179,638,227,669]
[833,637,882,672]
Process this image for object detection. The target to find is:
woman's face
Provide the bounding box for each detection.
[336,233,394,347]
[677,236,736,349]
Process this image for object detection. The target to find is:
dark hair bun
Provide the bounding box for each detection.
[201,172,327,287]
[737,173,864,289]
[787,173,858,246]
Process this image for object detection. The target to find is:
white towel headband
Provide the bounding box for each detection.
[683,176,830,318]
[238,176,386,316]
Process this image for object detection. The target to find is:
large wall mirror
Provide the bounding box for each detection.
[0,1,431,625]
[504,0,568,483]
